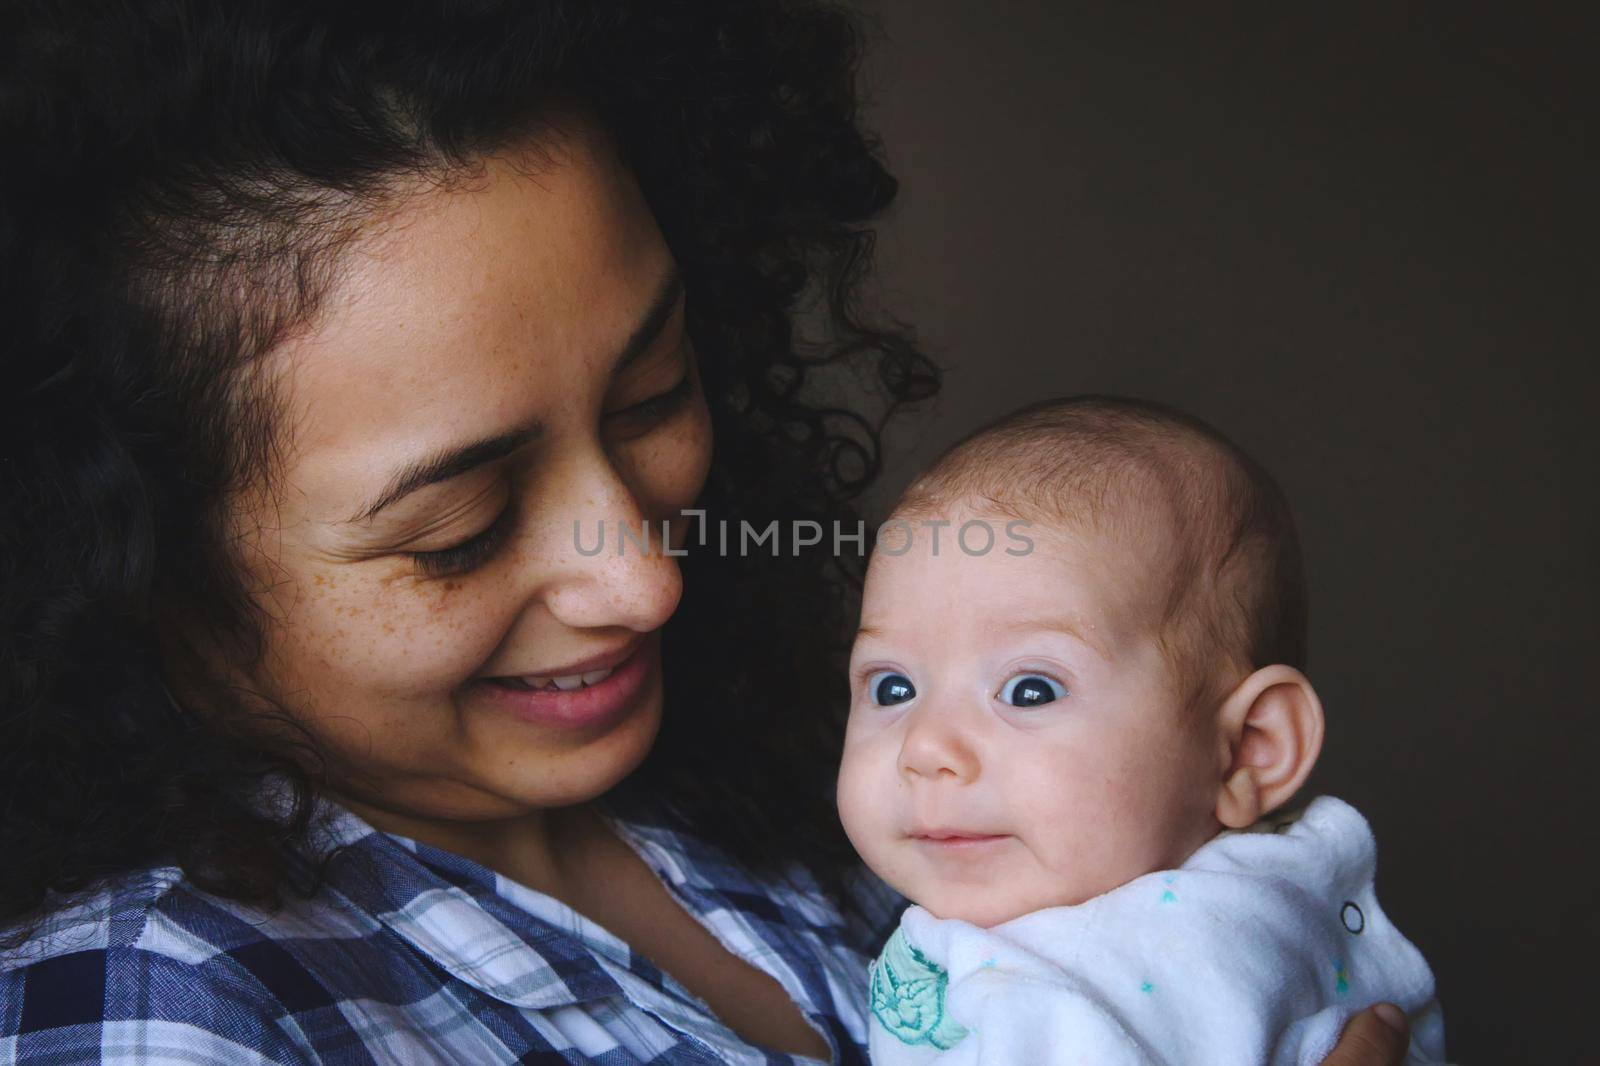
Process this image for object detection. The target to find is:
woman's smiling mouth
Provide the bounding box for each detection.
[498,667,617,691]
[480,636,656,730]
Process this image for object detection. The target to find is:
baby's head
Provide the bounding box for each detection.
[837,395,1324,927]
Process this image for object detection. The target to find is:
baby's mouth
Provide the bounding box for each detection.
[907,828,1011,846]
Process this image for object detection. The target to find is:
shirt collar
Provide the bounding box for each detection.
[288,791,624,1010]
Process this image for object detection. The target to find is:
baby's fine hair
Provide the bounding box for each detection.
[893,395,1307,712]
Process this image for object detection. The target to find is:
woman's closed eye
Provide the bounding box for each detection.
[406,504,517,577]
[604,336,699,438]
[405,353,697,578]
[997,672,1068,707]
[607,368,694,426]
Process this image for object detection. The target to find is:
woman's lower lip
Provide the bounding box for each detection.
[478,638,654,730]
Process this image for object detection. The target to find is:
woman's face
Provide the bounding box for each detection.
[210,125,712,826]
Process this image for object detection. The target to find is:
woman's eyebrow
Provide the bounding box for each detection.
[347,423,542,524]
[345,266,684,526]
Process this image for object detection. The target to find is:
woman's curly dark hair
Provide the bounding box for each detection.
[0,0,938,945]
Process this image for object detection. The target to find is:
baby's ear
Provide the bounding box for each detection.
[1213,664,1325,829]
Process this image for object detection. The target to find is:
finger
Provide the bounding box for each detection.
[1320,1003,1409,1066]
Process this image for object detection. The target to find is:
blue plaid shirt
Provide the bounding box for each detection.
[0,798,902,1064]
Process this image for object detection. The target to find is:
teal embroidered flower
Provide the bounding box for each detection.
[869,928,969,1050]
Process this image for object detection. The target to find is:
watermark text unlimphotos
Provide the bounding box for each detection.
[574,510,1035,558]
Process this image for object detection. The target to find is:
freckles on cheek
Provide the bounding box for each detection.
[278,569,514,696]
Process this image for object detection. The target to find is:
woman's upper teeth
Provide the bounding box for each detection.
[518,667,614,690]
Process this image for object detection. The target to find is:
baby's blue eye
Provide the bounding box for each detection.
[866,671,917,706]
[999,673,1067,707]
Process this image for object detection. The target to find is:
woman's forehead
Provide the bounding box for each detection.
[257,132,675,513]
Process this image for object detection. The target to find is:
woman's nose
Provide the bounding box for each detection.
[897,703,981,784]
[527,453,684,634]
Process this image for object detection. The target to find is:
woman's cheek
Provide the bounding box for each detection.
[278,566,517,698]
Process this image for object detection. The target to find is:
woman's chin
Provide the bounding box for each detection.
[453,639,667,808]
[339,679,666,826]
[485,680,664,812]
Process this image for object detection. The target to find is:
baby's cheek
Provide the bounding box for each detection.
[836,736,896,863]
[834,742,873,843]
[1008,749,1136,880]
[1057,737,1205,884]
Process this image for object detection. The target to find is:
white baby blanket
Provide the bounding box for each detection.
[867,796,1445,1065]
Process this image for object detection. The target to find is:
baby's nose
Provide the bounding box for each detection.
[896,708,981,783]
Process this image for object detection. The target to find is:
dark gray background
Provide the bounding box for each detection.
[854,2,1594,1060]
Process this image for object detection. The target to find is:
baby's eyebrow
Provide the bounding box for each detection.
[998,616,1111,661]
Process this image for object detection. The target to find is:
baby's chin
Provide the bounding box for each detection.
[910,885,1063,929]
[904,872,1116,927]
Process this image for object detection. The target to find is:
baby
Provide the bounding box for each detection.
[837,395,1445,1064]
